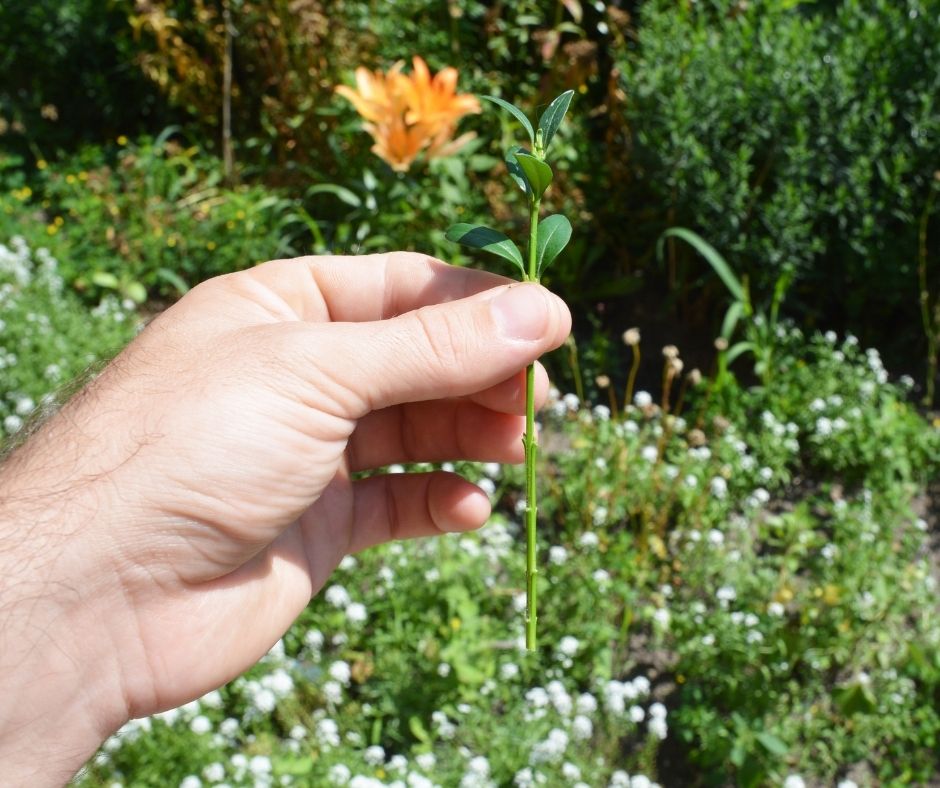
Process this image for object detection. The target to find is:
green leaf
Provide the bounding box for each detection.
[835,684,877,716]
[408,716,431,744]
[156,267,190,295]
[726,341,755,364]
[505,146,530,194]
[124,281,148,304]
[446,223,525,275]
[658,227,745,303]
[536,214,572,277]
[515,153,553,199]
[90,271,119,290]
[538,90,575,150]
[754,731,788,757]
[721,301,744,340]
[482,95,535,145]
[362,169,378,192]
[307,183,362,208]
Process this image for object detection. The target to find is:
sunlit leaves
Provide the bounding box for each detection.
[535,214,572,277]
[445,223,525,276]
[515,152,553,199]
[538,90,574,151]
[505,146,530,194]
[482,95,535,145]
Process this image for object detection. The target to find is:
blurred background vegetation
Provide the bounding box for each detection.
[2,0,938,395]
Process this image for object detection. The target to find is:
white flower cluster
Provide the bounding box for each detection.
[323,584,370,626]
[608,772,661,788]
[529,727,569,765]
[242,666,295,716]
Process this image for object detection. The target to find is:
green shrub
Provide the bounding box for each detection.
[0,135,308,302]
[619,0,940,337]
[0,0,162,155]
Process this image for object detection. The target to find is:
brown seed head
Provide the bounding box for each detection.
[662,344,679,360]
[595,374,610,389]
[688,368,703,386]
[714,337,729,351]
[688,428,706,447]
[669,358,684,375]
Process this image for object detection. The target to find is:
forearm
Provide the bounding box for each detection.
[0,423,131,785]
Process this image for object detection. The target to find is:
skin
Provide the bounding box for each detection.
[0,252,570,786]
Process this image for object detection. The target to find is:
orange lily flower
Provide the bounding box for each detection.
[336,57,480,172]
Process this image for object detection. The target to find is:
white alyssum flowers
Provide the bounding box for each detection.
[432,710,457,739]
[716,586,737,605]
[576,692,598,714]
[710,476,728,499]
[549,545,568,565]
[363,745,385,765]
[529,727,569,765]
[325,585,351,608]
[579,530,600,547]
[647,702,668,740]
[500,662,520,680]
[329,660,352,686]
[316,718,341,748]
[571,714,593,740]
[557,636,580,657]
[189,715,212,735]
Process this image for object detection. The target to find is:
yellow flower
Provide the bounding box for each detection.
[117,135,128,146]
[336,56,480,172]
[36,159,47,171]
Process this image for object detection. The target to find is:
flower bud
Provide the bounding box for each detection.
[622,328,641,346]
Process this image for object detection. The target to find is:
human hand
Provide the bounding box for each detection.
[0,252,570,784]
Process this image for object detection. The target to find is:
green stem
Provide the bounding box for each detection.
[525,197,540,650]
[918,187,937,407]
[624,344,641,409]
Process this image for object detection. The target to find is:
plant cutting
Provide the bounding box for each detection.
[446,90,574,650]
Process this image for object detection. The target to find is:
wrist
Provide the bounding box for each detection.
[0,454,131,784]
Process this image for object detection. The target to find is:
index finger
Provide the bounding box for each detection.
[247,251,513,323]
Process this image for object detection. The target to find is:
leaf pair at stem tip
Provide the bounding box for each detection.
[445,90,575,282]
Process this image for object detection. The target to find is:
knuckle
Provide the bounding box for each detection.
[411,307,465,380]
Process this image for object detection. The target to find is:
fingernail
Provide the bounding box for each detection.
[491,285,551,341]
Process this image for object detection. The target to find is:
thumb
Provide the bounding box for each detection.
[305,283,571,415]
